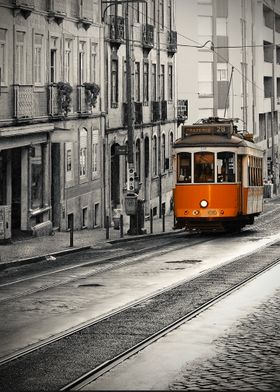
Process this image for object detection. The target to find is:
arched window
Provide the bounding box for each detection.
[79,128,88,177]
[161,133,166,171]
[153,135,157,176]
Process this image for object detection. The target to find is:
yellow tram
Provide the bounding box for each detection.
[173,118,264,232]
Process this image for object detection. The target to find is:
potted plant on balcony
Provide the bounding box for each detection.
[83,82,100,108]
[57,81,73,116]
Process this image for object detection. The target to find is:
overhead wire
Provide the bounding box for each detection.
[127,1,266,95]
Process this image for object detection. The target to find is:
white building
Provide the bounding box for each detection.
[176,0,280,193]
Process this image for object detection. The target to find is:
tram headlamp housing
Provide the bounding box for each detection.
[200,200,208,208]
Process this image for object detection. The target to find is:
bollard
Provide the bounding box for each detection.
[120,214,124,238]
[150,208,153,234]
[106,215,109,240]
[162,204,165,232]
[69,216,74,247]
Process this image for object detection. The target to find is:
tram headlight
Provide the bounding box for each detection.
[200,200,208,208]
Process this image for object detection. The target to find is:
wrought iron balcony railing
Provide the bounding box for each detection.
[134,102,143,125]
[123,102,143,126]
[167,30,177,55]
[142,24,154,50]
[152,101,160,122]
[161,100,167,121]
[109,15,125,47]
[48,84,60,117]
[77,85,91,115]
[14,84,33,120]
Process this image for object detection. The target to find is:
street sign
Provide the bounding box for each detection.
[115,145,128,155]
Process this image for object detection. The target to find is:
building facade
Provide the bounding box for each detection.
[102,0,177,220]
[176,0,280,194]
[0,0,104,240]
[0,0,177,240]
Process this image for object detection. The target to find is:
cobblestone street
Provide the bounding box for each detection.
[170,288,280,391]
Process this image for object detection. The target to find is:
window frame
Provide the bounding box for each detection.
[111,57,118,107]
[15,30,26,85]
[79,128,88,179]
[0,28,7,86]
[34,33,44,86]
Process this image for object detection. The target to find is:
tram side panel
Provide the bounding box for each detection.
[242,187,263,216]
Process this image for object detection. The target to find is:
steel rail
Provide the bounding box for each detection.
[0,232,197,303]
[0,236,219,366]
[61,257,280,391]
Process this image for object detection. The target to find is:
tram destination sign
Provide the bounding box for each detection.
[182,123,233,138]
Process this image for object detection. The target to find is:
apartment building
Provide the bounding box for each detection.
[102,0,177,219]
[176,0,280,193]
[0,0,177,241]
[0,0,103,240]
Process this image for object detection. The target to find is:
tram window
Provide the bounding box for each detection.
[248,156,263,186]
[177,152,192,183]
[194,152,214,183]
[217,152,235,182]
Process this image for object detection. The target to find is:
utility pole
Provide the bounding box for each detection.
[125,0,135,189]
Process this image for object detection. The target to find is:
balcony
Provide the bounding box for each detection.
[78,0,93,30]
[109,16,125,49]
[13,0,34,19]
[152,101,160,122]
[14,85,33,121]
[48,84,60,117]
[48,0,66,25]
[142,24,154,52]
[135,102,143,125]
[123,102,142,126]
[161,100,167,121]
[77,85,91,115]
[167,30,177,56]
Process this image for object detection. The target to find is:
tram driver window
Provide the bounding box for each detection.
[194,152,214,183]
[217,152,236,182]
[177,152,191,183]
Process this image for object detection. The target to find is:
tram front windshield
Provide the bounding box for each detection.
[177,151,236,183]
[194,152,214,183]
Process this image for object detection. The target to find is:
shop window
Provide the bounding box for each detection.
[31,145,43,209]
[82,207,88,228]
[94,203,100,227]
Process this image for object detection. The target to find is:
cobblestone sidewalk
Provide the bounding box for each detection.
[0,214,175,266]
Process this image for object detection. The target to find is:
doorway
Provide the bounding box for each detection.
[11,148,21,231]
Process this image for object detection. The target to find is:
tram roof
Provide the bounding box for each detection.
[173,134,261,149]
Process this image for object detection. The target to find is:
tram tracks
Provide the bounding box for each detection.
[0,234,212,304]
[61,256,280,391]
[1,202,280,305]
[1,239,280,391]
